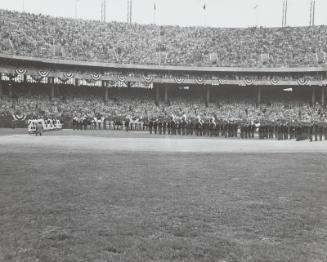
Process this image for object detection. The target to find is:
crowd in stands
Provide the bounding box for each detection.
[1,91,326,128]
[1,9,327,67]
[1,92,326,141]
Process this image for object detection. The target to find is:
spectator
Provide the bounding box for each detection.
[1,9,327,67]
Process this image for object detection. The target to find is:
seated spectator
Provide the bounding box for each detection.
[1,89,325,128]
[0,9,327,67]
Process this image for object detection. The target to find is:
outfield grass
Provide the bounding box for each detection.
[0,135,327,261]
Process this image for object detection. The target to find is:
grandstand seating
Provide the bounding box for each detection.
[1,85,325,127]
[0,9,327,67]
[0,9,326,132]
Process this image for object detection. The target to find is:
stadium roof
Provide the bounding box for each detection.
[2,53,327,73]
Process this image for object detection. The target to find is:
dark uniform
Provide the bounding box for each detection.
[171,120,176,135]
[309,123,314,142]
[36,122,43,136]
[125,118,130,132]
[158,120,163,135]
[209,120,216,137]
[149,119,153,134]
[153,120,158,134]
[162,120,167,135]
[168,120,173,135]
[318,121,324,141]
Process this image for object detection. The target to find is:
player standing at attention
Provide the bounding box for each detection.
[35,122,43,136]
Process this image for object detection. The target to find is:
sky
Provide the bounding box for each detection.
[0,0,326,28]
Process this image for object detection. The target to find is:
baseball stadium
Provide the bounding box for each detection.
[1,1,327,261]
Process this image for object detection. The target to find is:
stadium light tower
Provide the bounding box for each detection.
[309,0,316,26]
[153,0,156,24]
[202,0,207,27]
[127,0,132,24]
[101,0,107,22]
[75,0,80,19]
[282,0,288,27]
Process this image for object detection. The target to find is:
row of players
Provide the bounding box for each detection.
[72,116,143,131]
[72,116,327,141]
[147,119,327,141]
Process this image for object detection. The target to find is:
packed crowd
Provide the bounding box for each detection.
[1,9,327,67]
[1,95,325,122]
[1,93,326,140]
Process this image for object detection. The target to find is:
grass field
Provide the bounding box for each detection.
[0,130,327,262]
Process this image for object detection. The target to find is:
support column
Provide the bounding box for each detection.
[9,84,13,98]
[321,86,325,107]
[51,85,55,99]
[205,85,210,107]
[257,86,261,106]
[155,84,160,105]
[312,87,316,106]
[164,86,168,104]
[104,85,108,102]
[50,78,55,100]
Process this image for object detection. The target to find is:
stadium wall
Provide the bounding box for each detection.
[1,54,327,88]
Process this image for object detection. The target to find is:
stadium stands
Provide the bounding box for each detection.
[1,88,325,123]
[1,88,326,140]
[0,9,326,140]
[1,9,327,67]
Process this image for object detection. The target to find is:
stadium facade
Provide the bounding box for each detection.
[0,53,326,107]
[1,9,327,131]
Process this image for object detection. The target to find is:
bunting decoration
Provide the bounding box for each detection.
[297,78,309,86]
[38,70,49,77]
[4,66,327,90]
[195,76,206,85]
[143,75,153,84]
[64,72,74,79]
[12,113,26,121]
[15,68,27,75]
[244,78,254,85]
[174,76,185,84]
[271,78,279,85]
[91,73,101,81]
[118,74,126,83]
